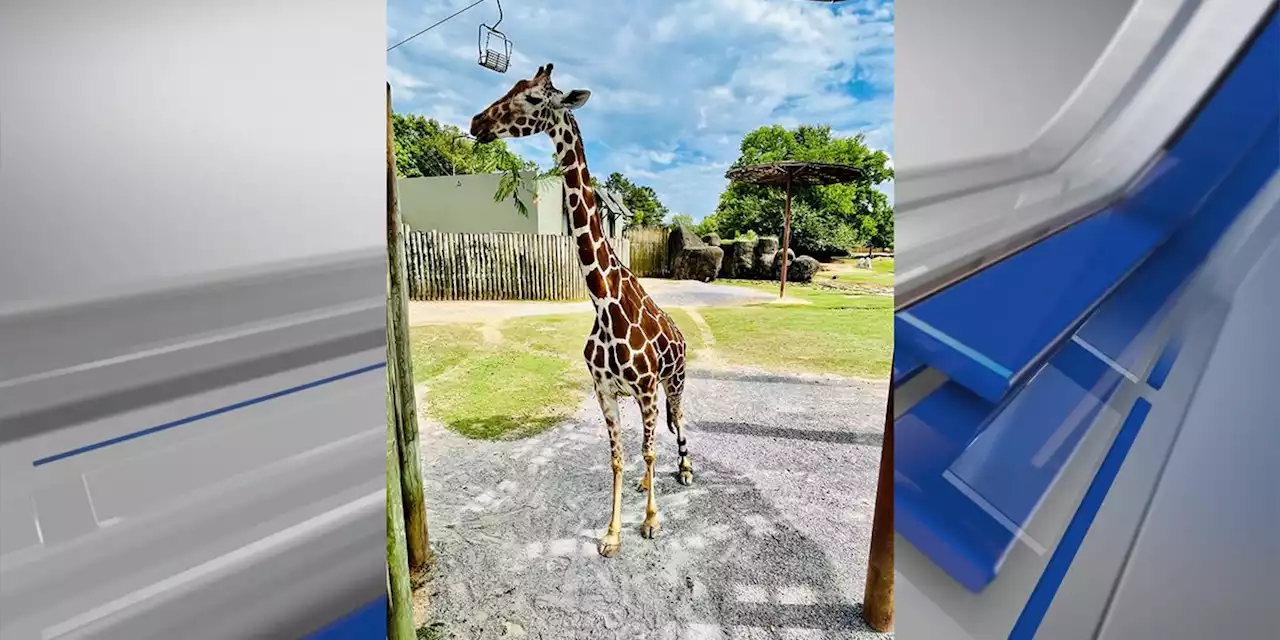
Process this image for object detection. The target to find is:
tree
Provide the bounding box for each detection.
[704,124,894,256]
[603,172,669,228]
[670,213,694,228]
[393,112,563,218]
[391,113,527,178]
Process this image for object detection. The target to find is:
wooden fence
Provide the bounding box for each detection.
[403,228,631,301]
[625,227,670,277]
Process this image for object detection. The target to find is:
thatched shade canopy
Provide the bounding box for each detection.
[723,160,864,297]
[724,161,864,187]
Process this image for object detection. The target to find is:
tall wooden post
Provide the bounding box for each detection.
[778,173,793,299]
[862,383,895,631]
[386,367,417,640]
[387,82,431,569]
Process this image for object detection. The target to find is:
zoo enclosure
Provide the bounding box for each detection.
[404,227,631,301]
[624,226,671,277]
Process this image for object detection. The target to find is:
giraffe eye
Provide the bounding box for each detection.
[525,95,543,105]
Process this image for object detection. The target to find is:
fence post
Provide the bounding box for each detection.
[862,382,894,631]
[387,82,431,569]
[386,360,417,640]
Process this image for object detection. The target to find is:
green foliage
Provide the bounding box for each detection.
[393,112,567,218]
[704,124,894,255]
[494,153,565,218]
[603,172,669,227]
[670,213,695,229]
[693,216,719,237]
[392,113,530,178]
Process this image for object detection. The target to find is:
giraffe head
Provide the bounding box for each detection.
[469,63,592,144]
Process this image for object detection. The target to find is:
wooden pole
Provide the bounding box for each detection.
[387,82,431,569]
[779,173,793,299]
[862,382,895,631]
[386,365,417,640]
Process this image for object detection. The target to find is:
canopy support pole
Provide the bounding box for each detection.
[779,173,793,299]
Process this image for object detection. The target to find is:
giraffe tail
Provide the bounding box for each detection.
[664,372,685,435]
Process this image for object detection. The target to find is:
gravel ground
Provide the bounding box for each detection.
[417,365,892,640]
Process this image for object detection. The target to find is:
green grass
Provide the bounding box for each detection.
[811,257,895,289]
[410,324,483,381]
[411,309,704,440]
[705,280,893,379]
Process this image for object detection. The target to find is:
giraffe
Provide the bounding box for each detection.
[470,63,693,558]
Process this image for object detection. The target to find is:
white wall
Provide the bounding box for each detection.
[397,172,564,235]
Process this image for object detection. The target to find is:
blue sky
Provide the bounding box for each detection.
[387,0,894,220]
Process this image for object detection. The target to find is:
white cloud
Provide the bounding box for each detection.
[387,0,894,219]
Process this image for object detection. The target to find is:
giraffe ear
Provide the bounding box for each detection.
[560,89,591,110]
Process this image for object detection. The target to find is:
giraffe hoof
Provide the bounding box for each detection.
[636,479,650,492]
[597,535,622,558]
[678,469,694,486]
[641,516,661,539]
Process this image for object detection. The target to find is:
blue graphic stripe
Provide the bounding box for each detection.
[32,361,387,466]
[1147,337,1183,391]
[1008,398,1153,640]
[307,595,387,639]
[897,311,1015,380]
[896,9,1280,405]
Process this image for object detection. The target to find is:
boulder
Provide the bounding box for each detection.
[769,249,797,278]
[668,225,702,257]
[719,239,756,278]
[786,255,821,283]
[702,233,721,246]
[672,246,724,282]
[757,250,777,276]
[758,250,819,284]
[668,225,724,282]
[753,237,781,277]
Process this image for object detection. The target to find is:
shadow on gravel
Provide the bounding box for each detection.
[422,442,881,639]
[694,420,884,448]
[686,368,862,388]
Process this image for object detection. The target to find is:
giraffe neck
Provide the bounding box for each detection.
[548,110,617,306]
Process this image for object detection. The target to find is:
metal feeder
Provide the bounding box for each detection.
[477,0,512,73]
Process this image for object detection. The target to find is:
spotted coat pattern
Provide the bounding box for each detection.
[470,64,693,558]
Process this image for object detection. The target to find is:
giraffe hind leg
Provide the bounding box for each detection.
[666,382,694,486]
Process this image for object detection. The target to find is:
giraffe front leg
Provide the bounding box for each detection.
[639,392,661,539]
[595,390,624,558]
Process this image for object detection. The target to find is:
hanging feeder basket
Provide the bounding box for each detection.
[477,0,512,73]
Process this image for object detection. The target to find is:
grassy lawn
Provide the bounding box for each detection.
[411,310,704,440]
[412,265,892,439]
[706,280,893,380]
[814,257,895,290]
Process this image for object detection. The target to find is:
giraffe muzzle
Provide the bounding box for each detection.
[470,115,497,143]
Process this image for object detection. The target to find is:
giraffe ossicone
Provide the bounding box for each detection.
[470,63,695,558]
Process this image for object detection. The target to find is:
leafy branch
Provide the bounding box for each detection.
[493,155,565,218]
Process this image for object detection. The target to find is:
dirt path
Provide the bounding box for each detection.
[414,366,892,640]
